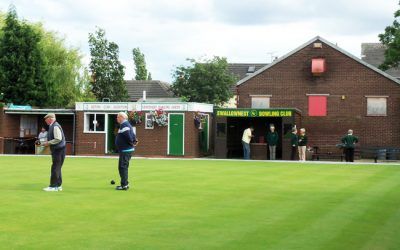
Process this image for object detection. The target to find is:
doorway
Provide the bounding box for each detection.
[168,113,184,156]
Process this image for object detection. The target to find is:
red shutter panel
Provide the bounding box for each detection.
[308,96,327,116]
[312,58,326,76]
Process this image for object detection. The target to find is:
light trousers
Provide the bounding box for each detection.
[298,146,307,161]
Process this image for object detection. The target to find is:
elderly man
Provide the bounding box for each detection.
[290,128,298,161]
[298,128,308,162]
[242,126,254,160]
[42,113,66,192]
[115,112,137,190]
[266,124,279,160]
[342,129,359,162]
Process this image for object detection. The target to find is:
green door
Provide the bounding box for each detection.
[200,115,209,153]
[169,113,184,156]
[107,114,118,154]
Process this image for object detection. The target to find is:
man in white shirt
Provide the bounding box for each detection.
[242,126,254,160]
[38,127,48,143]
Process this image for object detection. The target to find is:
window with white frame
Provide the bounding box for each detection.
[367,97,387,116]
[84,113,105,132]
[251,96,270,108]
[145,113,154,129]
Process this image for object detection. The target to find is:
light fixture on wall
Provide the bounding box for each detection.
[341,95,346,100]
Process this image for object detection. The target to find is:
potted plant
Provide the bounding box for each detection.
[128,111,144,126]
[150,108,168,127]
[194,111,206,129]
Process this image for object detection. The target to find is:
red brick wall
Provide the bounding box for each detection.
[75,111,106,155]
[0,107,21,153]
[238,40,400,148]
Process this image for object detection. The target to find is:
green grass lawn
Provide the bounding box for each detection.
[1,156,400,250]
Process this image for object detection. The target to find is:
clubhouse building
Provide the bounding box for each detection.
[1,36,400,160]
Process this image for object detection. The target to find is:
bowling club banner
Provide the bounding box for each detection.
[215,108,294,117]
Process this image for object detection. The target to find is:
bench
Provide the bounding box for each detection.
[311,146,344,161]
[312,146,400,163]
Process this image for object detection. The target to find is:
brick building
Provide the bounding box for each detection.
[74,102,213,157]
[0,101,213,157]
[215,36,400,160]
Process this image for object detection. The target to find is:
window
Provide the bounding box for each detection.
[367,97,387,116]
[251,96,270,108]
[145,113,154,129]
[84,113,105,132]
[20,115,38,137]
[308,95,327,116]
[246,66,256,74]
[311,58,326,76]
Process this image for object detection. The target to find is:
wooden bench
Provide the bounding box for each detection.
[311,146,344,161]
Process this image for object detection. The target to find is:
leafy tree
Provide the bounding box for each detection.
[0,8,93,108]
[171,56,237,105]
[89,27,128,101]
[379,2,400,70]
[35,24,94,107]
[0,6,47,106]
[132,47,150,80]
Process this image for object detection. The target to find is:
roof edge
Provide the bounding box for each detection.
[236,36,400,86]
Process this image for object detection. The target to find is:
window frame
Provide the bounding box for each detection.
[250,95,271,109]
[145,113,154,130]
[366,96,388,117]
[83,112,107,133]
[307,94,329,117]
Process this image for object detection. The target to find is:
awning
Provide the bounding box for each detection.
[4,108,75,115]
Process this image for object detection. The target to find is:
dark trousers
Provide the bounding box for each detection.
[118,152,132,186]
[242,141,250,160]
[345,148,355,162]
[50,147,66,187]
[291,146,297,160]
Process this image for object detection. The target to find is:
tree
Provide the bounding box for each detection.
[88,28,128,101]
[0,6,47,106]
[171,57,237,105]
[35,24,94,107]
[132,47,150,80]
[0,8,94,108]
[147,72,152,80]
[379,2,400,70]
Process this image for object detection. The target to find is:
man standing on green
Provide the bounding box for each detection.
[341,129,358,162]
[266,124,279,160]
[298,128,308,161]
[290,128,298,161]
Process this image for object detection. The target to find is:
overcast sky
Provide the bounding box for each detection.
[0,0,398,82]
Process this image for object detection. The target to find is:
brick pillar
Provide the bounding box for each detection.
[0,104,4,154]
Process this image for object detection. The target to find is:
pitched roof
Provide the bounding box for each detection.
[228,63,268,81]
[125,80,174,101]
[227,63,268,92]
[361,43,400,79]
[236,36,400,86]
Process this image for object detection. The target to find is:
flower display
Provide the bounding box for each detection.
[194,111,207,129]
[150,108,168,126]
[128,111,144,125]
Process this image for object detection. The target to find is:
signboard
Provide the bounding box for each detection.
[81,103,129,111]
[140,103,188,111]
[215,109,293,117]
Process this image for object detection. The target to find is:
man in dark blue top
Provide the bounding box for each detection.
[115,112,137,190]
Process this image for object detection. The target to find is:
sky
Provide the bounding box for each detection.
[0,0,398,82]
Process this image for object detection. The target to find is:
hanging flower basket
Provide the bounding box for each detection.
[150,108,168,127]
[194,111,207,129]
[128,111,144,126]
